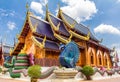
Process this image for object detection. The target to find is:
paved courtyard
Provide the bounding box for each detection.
[0,77,120,82]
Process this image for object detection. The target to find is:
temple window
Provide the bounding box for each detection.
[90,52,94,64]
[104,54,107,66]
[98,54,102,65]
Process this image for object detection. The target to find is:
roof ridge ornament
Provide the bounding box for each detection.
[26,2,29,12]
[71,21,76,28]
[56,22,60,30]
[99,38,103,43]
[86,31,90,40]
[42,35,46,47]
[68,34,73,42]
[59,9,75,29]
[33,22,38,32]
[31,36,46,48]
[46,4,49,13]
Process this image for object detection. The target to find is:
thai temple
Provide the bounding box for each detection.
[10,5,113,68]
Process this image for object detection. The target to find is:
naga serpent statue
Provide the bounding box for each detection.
[59,41,80,68]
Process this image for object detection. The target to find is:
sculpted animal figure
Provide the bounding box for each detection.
[59,41,80,68]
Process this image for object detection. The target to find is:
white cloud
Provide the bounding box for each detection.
[7,21,16,30]
[94,24,120,35]
[40,0,48,6]
[117,0,120,3]
[61,0,97,23]
[0,8,15,17]
[30,1,43,15]
[30,0,48,15]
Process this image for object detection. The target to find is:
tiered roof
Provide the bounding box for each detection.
[10,7,111,55]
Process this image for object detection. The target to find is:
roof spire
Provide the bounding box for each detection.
[26,2,29,12]
[46,4,48,13]
[58,2,60,11]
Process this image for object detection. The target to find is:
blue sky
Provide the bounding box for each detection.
[0,0,120,56]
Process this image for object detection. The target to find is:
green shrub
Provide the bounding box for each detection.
[0,67,2,73]
[82,65,94,80]
[28,65,41,79]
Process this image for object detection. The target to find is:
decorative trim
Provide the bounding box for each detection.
[59,9,76,29]
[31,36,46,48]
[54,33,69,44]
[10,41,20,56]
[47,12,60,31]
[69,30,90,41]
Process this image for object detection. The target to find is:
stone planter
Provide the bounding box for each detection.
[54,68,78,79]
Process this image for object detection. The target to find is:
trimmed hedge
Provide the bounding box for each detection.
[16,60,28,63]
[14,66,28,70]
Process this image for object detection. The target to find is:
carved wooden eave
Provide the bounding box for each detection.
[59,9,75,29]
[47,12,60,31]
[69,30,90,41]
[31,36,46,49]
[45,9,70,44]
[58,9,90,41]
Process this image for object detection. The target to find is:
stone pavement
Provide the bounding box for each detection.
[0,77,120,82]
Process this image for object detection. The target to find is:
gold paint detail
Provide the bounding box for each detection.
[69,30,90,41]
[32,22,38,32]
[47,12,60,31]
[26,2,29,11]
[19,44,27,54]
[59,9,75,29]
[54,33,70,44]
[68,34,72,42]
[31,36,46,48]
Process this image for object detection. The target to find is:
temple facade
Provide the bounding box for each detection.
[10,7,113,68]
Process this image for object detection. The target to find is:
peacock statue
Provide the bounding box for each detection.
[59,41,80,68]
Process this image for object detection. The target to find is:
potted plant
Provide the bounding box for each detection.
[28,65,41,82]
[81,65,94,80]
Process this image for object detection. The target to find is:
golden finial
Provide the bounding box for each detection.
[87,31,90,39]
[46,4,48,12]
[42,36,46,47]
[26,2,29,11]
[56,22,60,30]
[71,21,76,28]
[58,2,60,11]
[99,38,103,43]
[33,22,38,32]
[68,34,73,42]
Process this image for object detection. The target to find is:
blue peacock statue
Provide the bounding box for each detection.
[59,41,80,68]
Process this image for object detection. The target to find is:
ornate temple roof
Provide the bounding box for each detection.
[33,36,59,51]
[59,11,99,42]
[48,14,70,36]
[29,16,56,40]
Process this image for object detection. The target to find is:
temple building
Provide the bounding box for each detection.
[10,6,113,68]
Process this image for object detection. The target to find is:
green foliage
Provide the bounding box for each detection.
[82,65,94,76]
[28,65,41,79]
[0,67,2,73]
